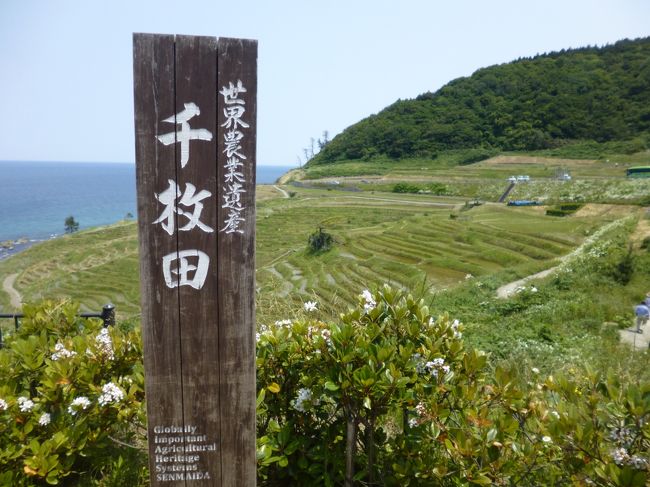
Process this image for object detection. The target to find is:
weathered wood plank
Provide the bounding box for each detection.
[133,33,186,487]
[216,37,257,487]
[135,33,257,486]
[174,34,222,486]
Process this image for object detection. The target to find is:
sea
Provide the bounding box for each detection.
[0,161,293,258]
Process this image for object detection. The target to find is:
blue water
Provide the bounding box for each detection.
[0,161,293,244]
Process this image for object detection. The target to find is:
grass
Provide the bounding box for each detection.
[0,184,635,325]
[296,150,650,204]
[1,156,648,384]
[0,221,140,316]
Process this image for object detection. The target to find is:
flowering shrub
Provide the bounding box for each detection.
[0,301,147,486]
[2,294,648,486]
[256,286,650,486]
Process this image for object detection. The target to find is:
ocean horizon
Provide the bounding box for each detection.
[0,161,294,253]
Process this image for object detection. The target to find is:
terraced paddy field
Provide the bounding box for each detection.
[0,185,634,329]
[0,221,141,316]
[296,153,650,204]
[256,190,608,317]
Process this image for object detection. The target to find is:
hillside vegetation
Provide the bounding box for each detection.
[312,37,650,164]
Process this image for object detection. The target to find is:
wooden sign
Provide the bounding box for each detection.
[133,33,257,486]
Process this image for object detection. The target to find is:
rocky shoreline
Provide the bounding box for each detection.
[0,238,41,261]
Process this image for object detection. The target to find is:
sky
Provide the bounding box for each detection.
[1,0,649,167]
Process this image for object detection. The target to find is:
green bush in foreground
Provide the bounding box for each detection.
[1,292,649,486]
[0,301,147,486]
[257,287,649,486]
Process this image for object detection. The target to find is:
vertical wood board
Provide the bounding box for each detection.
[133,32,257,487]
[216,37,257,487]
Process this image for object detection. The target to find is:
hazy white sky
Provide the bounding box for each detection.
[1,0,648,166]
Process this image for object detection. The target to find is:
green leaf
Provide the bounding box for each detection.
[324,381,339,391]
[470,473,493,485]
[256,389,266,407]
[363,397,372,409]
[486,428,497,443]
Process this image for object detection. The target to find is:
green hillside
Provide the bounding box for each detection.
[312,37,650,164]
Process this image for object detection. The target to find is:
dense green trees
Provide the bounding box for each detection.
[311,37,650,165]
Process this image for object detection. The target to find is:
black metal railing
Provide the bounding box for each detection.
[0,303,115,348]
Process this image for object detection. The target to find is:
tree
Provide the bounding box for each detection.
[307,227,334,254]
[64,216,79,233]
[318,130,330,150]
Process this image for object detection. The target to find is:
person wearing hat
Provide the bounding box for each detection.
[635,300,650,333]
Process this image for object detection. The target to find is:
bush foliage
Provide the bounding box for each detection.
[0,301,147,486]
[1,289,649,485]
[256,287,650,486]
[307,227,335,254]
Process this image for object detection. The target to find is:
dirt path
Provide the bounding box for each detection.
[273,185,289,198]
[2,273,22,309]
[619,322,650,351]
[496,267,558,299]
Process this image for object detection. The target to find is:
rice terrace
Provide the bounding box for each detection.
[1,157,644,322]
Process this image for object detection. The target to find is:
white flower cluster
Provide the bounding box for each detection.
[0,398,7,411]
[17,397,35,412]
[67,396,91,415]
[98,382,124,406]
[95,328,114,360]
[413,353,426,374]
[38,413,51,426]
[611,447,648,469]
[415,402,426,417]
[303,301,318,312]
[515,285,538,294]
[609,425,635,448]
[408,417,418,428]
[307,325,333,348]
[413,354,450,378]
[320,328,332,347]
[292,387,318,413]
[465,273,473,280]
[257,320,293,342]
[425,358,450,378]
[51,342,77,361]
[360,289,376,312]
[587,245,607,258]
[450,319,462,339]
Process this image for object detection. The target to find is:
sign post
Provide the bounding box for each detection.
[133,33,257,486]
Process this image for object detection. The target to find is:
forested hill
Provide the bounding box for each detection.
[310,37,650,165]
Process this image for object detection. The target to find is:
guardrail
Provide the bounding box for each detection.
[0,304,115,348]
